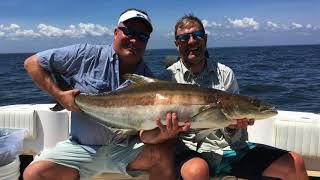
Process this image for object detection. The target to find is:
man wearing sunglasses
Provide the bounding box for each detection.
[23,8,189,180]
[160,15,308,180]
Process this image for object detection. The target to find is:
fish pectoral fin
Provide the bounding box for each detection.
[198,104,217,112]
[191,106,232,129]
[192,106,227,122]
[50,103,65,111]
[123,74,166,85]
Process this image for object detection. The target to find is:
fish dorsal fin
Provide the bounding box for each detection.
[123,74,164,85]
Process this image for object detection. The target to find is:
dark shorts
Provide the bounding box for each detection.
[175,142,288,180]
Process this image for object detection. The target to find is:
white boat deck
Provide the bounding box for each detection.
[0,104,319,179]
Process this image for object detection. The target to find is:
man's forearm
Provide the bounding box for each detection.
[139,128,170,144]
[24,55,63,99]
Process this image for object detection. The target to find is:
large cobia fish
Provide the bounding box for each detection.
[74,74,277,130]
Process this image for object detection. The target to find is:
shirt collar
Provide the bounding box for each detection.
[111,43,117,62]
[206,57,218,74]
[179,57,217,77]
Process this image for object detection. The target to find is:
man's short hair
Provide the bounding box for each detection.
[174,14,204,37]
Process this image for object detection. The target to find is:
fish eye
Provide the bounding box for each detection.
[250,98,260,107]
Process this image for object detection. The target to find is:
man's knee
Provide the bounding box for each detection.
[23,163,38,180]
[150,141,175,165]
[23,161,79,180]
[128,141,176,170]
[263,151,307,179]
[181,157,209,180]
[288,152,306,169]
[148,141,177,178]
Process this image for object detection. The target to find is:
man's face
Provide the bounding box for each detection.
[175,25,207,65]
[113,19,150,65]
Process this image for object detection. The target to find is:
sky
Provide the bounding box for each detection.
[0,0,320,53]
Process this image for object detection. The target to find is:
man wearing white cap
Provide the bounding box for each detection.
[23,8,189,180]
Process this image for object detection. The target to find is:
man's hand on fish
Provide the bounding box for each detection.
[228,118,255,129]
[156,112,191,139]
[139,112,191,144]
[55,89,81,112]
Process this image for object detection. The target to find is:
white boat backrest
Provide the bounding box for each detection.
[0,104,70,155]
[248,110,320,171]
[0,108,37,139]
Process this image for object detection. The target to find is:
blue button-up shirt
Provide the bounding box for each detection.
[37,43,153,145]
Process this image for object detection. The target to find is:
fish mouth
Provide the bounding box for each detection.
[260,106,278,114]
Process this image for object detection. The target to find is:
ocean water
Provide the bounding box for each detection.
[0,44,319,113]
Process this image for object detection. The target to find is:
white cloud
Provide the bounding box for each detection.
[291,22,303,29]
[0,24,40,39]
[1,19,319,41]
[78,23,112,37]
[64,25,82,37]
[266,21,279,30]
[0,24,20,31]
[227,17,259,30]
[265,21,312,32]
[280,24,290,31]
[306,24,312,29]
[0,23,113,39]
[37,24,66,37]
[202,19,210,28]
[8,29,40,39]
[37,23,113,38]
[211,22,222,28]
[202,19,222,29]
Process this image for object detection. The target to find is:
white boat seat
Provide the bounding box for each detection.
[273,111,320,158]
[248,110,320,172]
[0,104,70,155]
[0,109,37,139]
[272,111,320,171]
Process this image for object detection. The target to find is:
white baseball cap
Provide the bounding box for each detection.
[118,9,153,32]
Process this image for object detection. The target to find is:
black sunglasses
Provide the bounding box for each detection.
[118,26,150,43]
[176,30,205,42]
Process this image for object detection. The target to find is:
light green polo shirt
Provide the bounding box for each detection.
[158,57,248,167]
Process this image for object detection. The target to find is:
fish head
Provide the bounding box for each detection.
[221,95,278,120]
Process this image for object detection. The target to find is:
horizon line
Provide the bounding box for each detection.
[1,43,319,54]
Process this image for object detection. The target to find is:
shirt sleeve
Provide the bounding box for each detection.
[36,44,87,77]
[224,68,240,94]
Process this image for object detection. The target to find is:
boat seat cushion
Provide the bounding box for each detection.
[0,109,37,139]
[273,111,320,159]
